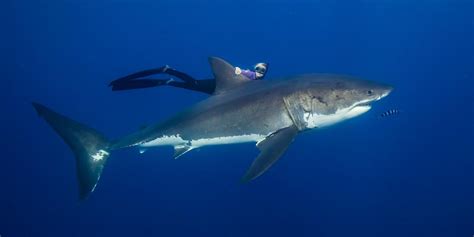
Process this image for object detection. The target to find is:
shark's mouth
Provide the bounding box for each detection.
[305,102,372,129]
[348,90,392,115]
[350,100,373,111]
[351,92,389,110]
[346,104,372,118]
[300,90,392,129]
[351,104,371,111]
[355,101,372,107]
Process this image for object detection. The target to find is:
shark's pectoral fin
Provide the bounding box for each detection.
[173,145,193,159]
[242,125,299,182]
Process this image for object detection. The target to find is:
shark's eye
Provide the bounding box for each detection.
[367,90,373,96]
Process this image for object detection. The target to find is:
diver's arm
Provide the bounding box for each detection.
[240,69,257,80]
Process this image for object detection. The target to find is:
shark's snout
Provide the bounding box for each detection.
[372,83,393,101]
[380,85,393,99]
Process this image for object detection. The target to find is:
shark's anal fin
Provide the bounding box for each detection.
[208,57,250,94]
[242,125,299,182]
[173,145,193,159]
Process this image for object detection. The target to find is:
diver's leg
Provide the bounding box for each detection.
[192,79,216,94]
[110,66,197,86]
[152,67,215,94]
[110,66,215,94]
[166,79,216,95]
[110,79,169,91]
[111,78,216,94]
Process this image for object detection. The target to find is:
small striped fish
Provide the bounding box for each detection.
[379,109,401,118]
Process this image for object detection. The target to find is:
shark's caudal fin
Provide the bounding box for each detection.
[208,57,251,94]
[32,103,110,200]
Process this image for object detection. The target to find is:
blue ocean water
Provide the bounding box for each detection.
[4,0,473,236]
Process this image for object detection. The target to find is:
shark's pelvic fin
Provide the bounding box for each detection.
[208,57,250,94]
[32,102,111,200]
[242,125,299,182]
[173,145,193,159]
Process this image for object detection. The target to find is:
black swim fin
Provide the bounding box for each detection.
[110,67,169,85]
[110,79,168,91]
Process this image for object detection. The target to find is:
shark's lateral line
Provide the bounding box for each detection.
[33,57,392,199]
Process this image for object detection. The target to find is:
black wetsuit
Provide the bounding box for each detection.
[109,66,216,94]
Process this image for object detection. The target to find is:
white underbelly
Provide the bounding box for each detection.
[139,133,266,149]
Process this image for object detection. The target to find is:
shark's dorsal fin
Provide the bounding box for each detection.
[208,57,249,94]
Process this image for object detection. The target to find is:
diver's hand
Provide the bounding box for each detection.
[235,67,242,75]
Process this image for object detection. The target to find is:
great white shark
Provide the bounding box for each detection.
[33,57,392,199]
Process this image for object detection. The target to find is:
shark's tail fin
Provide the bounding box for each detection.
[32,102,110,200]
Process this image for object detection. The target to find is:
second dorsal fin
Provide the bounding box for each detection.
[208,57,250,94]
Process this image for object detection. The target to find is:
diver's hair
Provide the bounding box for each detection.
[255,62,268,69]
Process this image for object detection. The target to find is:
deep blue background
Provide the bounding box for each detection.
[4,0,473,236]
